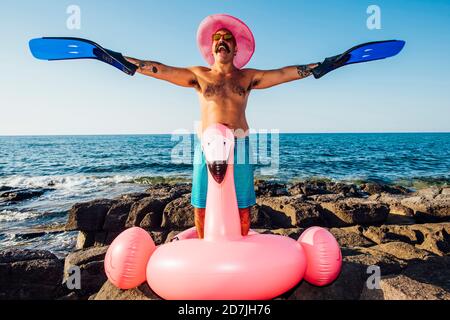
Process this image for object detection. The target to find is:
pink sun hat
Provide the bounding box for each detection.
[197,14,255,69]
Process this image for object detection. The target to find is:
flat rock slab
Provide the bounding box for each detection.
[330,226,375,248]
[360,274,450,300]
[361,242,433,261]
[94,280,161,300]
[257,196,326,228]
[64,246,109,298]
[320,199,389,227]
[0,249,63,300]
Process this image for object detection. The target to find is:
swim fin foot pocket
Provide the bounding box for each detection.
[312,54,351,79]
[100,49,138,75]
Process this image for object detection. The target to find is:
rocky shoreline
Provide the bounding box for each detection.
[1,180,449,300]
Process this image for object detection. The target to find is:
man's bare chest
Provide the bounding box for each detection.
[195,76,252,99]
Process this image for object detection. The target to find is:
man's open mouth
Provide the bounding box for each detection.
[216,42,231,54]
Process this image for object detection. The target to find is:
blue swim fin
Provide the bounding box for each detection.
[29,37,138,76]
[312,40,406,79]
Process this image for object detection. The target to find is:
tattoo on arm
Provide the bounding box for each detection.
[139,61,162,74]
[296,64,319,79]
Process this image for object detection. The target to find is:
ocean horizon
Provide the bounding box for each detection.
[1,131,449,137]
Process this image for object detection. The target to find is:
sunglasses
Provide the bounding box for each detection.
[212,33,234,41]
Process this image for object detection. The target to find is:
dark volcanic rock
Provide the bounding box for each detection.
[328,183,361,197]
[402,256,450,292]
[329,226,375,248]
[127,193,177,229]
[63,246,108,298]
[308,193,346,203]
[360,183,410,195]
[0,188,53,202]
[149,230,169,245]
[363,223,450,256]
[343,251,407,275]
[367,193,415,222]
[115,192,149,202]
[360,256,450,300]
[255,180,289,197]
[165,230,183,243]
[75,231,96,250]
[66,199,116,232]
[412,223,450,256]
[320,199,389,227]
[401,194,450,223]
[145,183,191,199]
[161,194,194,229]
[362,242,433,261]
[416,187,444,199]
[264,228,303,240]
[362,225,420,245]
[103,200,134,231]
[250,205,273,229]
[286,261,366,300]
[257,196,327,228]
[289,181,361,197]
[288,181,331,196]
[94,280,161,300]
[360,274,450,300]
[0,249,64,300]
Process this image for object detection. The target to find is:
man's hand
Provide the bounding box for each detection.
[248,63,319,90]
[296,64,320,78]
[124,57,199,88]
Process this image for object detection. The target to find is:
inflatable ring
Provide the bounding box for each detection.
[105,123,342,299]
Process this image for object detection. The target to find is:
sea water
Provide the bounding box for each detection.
[0,133,448,255]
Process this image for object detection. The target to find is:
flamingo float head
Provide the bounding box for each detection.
[201,123,235,184]
[201,123,242,241]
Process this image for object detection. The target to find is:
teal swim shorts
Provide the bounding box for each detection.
[191,136,257,209]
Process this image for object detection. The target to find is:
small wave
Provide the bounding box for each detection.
[78,161,192,174]
[393,176,450,189]
[0,210,42,223]
[0,230,77,258]
[0,174,135,190]
[130,175,191,185]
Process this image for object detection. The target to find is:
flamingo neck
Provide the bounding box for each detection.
[204,153,242,241]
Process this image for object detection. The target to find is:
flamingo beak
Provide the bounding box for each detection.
[207,161,228,184]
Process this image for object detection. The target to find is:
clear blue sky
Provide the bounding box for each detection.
[1,0,449,135]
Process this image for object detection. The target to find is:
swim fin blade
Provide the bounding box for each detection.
[29,37,138,76]
[312,40,406,79]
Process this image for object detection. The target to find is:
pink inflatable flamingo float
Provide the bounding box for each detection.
[105,124,342,299]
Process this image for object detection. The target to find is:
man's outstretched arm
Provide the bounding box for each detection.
[248,64,319,89]
[124,57,199,88]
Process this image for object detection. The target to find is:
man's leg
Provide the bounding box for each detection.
[234,137,255,237]
[194,207,206,239]
[196,207,250,238]
[239,207,251,236]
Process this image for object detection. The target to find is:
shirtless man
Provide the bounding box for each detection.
[125,14,318,239]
